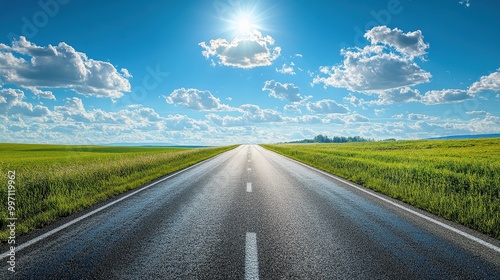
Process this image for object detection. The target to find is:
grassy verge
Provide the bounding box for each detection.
[261,139,500,239]
[0,144,238,242]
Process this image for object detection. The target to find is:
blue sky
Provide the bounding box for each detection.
[0,0,499,145]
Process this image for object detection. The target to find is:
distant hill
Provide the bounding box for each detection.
[427,134,500,140]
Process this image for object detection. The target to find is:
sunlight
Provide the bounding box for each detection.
[236,16,253,34]
[232,12,258,35]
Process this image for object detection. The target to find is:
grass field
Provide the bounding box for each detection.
[0,143,237,242]
[261,139,500,239]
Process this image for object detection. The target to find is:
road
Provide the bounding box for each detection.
[1,145,500,279]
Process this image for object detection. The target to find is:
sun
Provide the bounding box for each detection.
[221,4,268,37]
[236,16,253,34]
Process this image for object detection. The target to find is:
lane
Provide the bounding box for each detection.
[1,144,499,279]
[1,146,250,279]
[248,145,500,279]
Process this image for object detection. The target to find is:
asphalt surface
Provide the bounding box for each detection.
[1,145,500,279]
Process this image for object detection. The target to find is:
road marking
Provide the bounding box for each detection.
[0,154,226,261]
[245,232,259,280]
[285,155,500,254]
[247,168,252,171]
[247,182,252,192]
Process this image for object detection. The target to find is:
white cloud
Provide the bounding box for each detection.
[408,113,438,121]
[468,69,500,93]
[54,97,94,122]
[206,114,246,127]
[287,115,327,124]
[313,26,431,93]
[343,94,365,108]
[164,88,233,111]
[459,0,471,7]
[284,103,302,114]
[306,99,349,114]
[240,104,283,123]
[344,113,370,123]
[0,37,132,99]
[343,87,421,106]
[374,109,385,116]
[262,80,305,102]
[377,87,422,104]
[199,30,281,69]
[364,26,429,59]
[421,89,472,104]
[164,114,209,131]
[0,88,50,117]
[25,87,56,100]
[207,104,284,127]
[466,110,488,116]
[276,63,296,75]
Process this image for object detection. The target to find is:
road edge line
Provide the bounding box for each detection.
[0,148,236,260]
[261,146,500,254]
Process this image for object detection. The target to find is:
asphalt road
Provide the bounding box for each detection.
[2,145,500,279]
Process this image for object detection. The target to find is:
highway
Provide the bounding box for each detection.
[1,145,499,279]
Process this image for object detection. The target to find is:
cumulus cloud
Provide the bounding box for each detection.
[276,63,296,75]
[199,30,281,69]
[206,114,246,127]
[262,80,305,102]
[54,97,94,122]
[207,104,284,127]
[344,113,370,123]
[468,69,500,93]
[239,104,283,123]
[421,89,472,104]
[284,103,302,114]
[313,26,431,93]
[164,114,209,131]
[0,37,132,99]
[364,26,429,59]
[0,88,50,117]
[377,87,422,104]
[306,99,349,114]
[164,88,233,111]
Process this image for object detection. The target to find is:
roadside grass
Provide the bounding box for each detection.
[0,144,237,242]
[261,139,500,239]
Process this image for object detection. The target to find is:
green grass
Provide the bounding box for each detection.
[261,139,500,239]
[0,143,237,242]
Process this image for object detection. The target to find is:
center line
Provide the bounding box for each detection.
[245,232,259,280]
[247,182,252,192]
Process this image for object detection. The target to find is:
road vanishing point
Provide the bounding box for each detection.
[1,145,499,279]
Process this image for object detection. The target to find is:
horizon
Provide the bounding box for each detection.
[1,0,499,146]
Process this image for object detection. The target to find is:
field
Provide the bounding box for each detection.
[0,143,237,242]
[261,139,500,239]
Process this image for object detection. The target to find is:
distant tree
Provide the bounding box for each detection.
[289,134,373,144]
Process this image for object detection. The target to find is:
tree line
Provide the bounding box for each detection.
[291,134,374,143]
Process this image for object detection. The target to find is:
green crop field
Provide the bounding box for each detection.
[0,143,237,242]
[261,139,500,239]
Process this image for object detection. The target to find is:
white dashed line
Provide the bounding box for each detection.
[247,168,252,171]
[247,182,252,192]
[245,232,259,280]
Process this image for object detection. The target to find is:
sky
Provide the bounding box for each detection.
[0,0,499,145]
